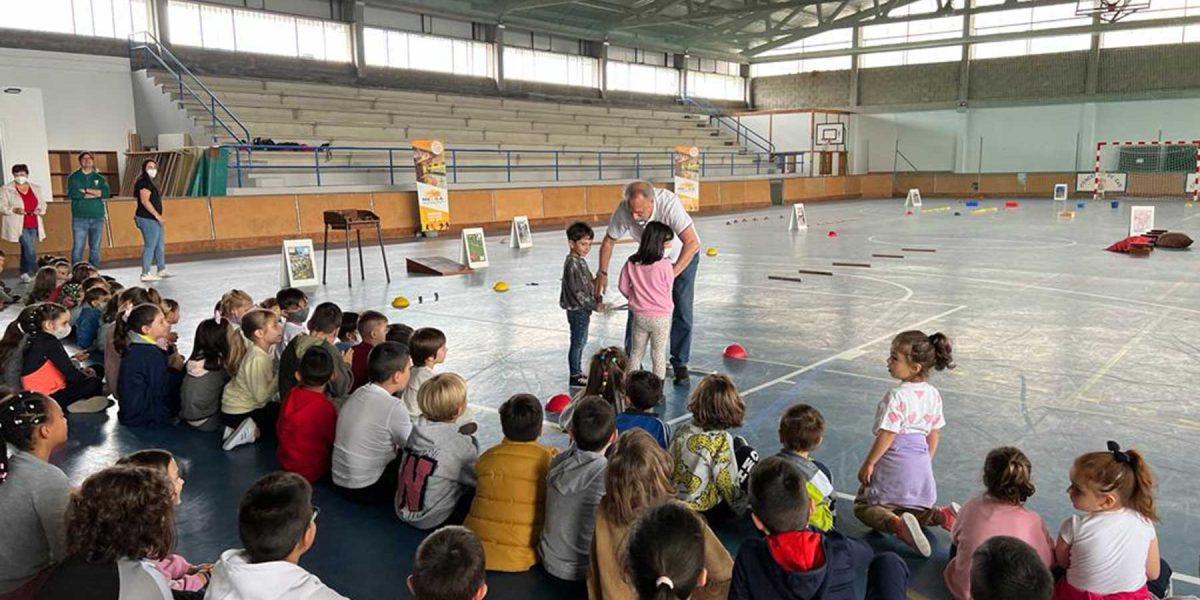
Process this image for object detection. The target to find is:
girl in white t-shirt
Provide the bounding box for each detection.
[1053,442,1163,600]
[855,330,957,558]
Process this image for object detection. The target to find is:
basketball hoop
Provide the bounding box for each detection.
[1075,0,1151,22]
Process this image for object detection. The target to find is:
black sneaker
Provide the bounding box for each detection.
[673,365,690,386]
[568,375,588,388]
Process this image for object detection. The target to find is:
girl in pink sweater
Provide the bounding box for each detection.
[619,222,675,379]
[944,446,1054,600]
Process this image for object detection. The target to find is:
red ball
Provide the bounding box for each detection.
[723,344,748,360]
[827,231,838,238]
[545,394,572,414]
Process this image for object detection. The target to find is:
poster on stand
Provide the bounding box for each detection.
[280,240,319,287]
[673,145,701,212]
[412,139,450,232]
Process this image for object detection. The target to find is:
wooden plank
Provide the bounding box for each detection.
[768,275,803,283]
[901,247,937,253]
[797,269,833,276]
[832,262,870,268]
[406,256,472,276]
[872,254,904,259]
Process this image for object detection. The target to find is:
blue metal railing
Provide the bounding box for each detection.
[682,96,775,155]
[128,31,250,144]
[223,144,779,188]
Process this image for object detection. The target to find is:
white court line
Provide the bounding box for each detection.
[667,304,968,425]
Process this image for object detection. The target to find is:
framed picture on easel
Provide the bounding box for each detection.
[461,227,489,269]
[281,239,319,287]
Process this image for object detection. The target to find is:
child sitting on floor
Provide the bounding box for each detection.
[408,526,488,600]
[20,302,107,413]
[25,266,56,305]
[350,310,388,391]
[333,342,413,504]
[116,303,184,428]
[180,319,233,432]
[558,346,627,433]
[465,394,557,572]
[777,404,837,531]
[279,302,353,409]
[615,370,670,449]
[971,536,1054,600]
[625,502,709,600]
[277,348,339,483]
[276,288,310,351]
[215,289,255,326]
[402,327,447,418]
[75,287,110,356]
[220,309,282,451]
[386,323,414,345]
[396,373,478,530]
[336,311,360,352]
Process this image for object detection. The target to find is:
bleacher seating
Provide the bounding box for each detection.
[148,71,769,189]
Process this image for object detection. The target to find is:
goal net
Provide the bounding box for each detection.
[1082,141,1200,201]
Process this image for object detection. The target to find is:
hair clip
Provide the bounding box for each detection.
[1106,440,1131,465]
[656,576,674,590]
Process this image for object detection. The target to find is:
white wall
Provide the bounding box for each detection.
[131,70,206,148]
[0,88,53,195]
[0,48,137,179]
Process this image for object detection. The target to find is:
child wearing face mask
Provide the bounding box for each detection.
[276,288,310,357]
[19,302,108,413]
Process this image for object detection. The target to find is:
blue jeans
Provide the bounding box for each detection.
[567,309,591,378]
[19,227,38,275]
[134,216,166,274]
[71,217,105,266]
[623,253,700,371]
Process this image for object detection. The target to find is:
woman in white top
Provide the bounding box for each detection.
[0,164,48,283]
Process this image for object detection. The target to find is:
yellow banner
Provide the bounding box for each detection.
[673,145,700,212]
[412,139,450,232]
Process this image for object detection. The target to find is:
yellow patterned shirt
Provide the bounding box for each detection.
[669,422,747,513]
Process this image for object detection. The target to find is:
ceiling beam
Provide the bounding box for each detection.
[615,0,823,29]
[743,0,922,54]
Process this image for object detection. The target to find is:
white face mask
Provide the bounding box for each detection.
[53,325,72,340]
[146,169,158,179]
[14,176,28,185]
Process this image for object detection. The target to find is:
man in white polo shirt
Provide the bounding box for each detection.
[594,180,701,385]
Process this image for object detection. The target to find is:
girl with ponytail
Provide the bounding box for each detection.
[19,303,106,413]
[0,390,70,599]
[854,329,957,558]
[559,346,627,433]
[1053,442,1167,600]
[625,502,708,600]
[115,303,183,428]
[102,286,153,401]
[944,447,1054,600]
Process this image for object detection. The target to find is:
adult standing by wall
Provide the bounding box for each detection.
[67,151,109,267]
[0,164,48,283]
[595,180,701,386]
[133,160,172,282]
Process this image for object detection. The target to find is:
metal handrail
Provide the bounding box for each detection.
[222,144,778,187]
[681,96,775,155]
[128,31,251,144]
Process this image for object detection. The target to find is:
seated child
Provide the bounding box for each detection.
[0,250,16,306]
[0,306,36,389]
[401,327,447,417]
[408,526,488,600]
[971,536,1054,600]
[205,472,349,600]
[539,397,617,581]
[20,302,107,413]
[24,266,57,305]
[277,348,338,483]
[215,289,255,326]
[276,288,310,351]
[160,298,180,348]
[220,309,282,451]
[36,465,177,600]
[44,260,69,305]
[279,302,352,408]
[396,373,478,530]
[465,394,558,572]
[75,287,110,355]
[333,342,413,503]
[558,346,627,433]
[116,450,213,594]
[386,323,414,345]
[944,447,1053,600]
[336,311,360,352]
[731,456,909,600]
[670,374,758,524]
[350,310,388,391]
[116,303,184,427]
[615,370,670,449]
[180,319,233,432]
[625,502,709,600]
[777,404,837,531]
[102,286,154,400]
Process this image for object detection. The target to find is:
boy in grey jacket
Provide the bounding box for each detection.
[560,222,601,388]
[539,397,617,581]
[395,372,478,530]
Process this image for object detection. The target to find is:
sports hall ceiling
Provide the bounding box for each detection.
[370,0,1083,61]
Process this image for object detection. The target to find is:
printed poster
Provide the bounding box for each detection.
[673,145,701,213]
[412,139,450,232]
[280,239,319,287]
[1129,206,1155,236]
[460,227,489,269]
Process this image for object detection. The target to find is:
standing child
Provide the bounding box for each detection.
[1053,442,1165,600]
[402,327,447,418]
[560,221,601,388]
[333,342,413,503]
[116,450,213,594]
[615,370,670,449]
[350,310,388,391]
[408,526,487,600]
[944,447,1054,600]
[558,346,627,433]
[116,303,184,427]
[618,222,675,379]
[279,302,353,409]
[220,309,282,451]
[540,397,617,582]
[465,394,558,572]
[277,348,339,483]
[74,287,110,355]
[670,374,758,524]
[20,303,108,413]
[180,319,233,432]
[776,404,837,531]
[276,288,310,351]
[396,373,478,530]
[625,503,709,600]
[855,330,957,558]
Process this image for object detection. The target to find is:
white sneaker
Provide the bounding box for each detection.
[18,273,31,284]
[156,269,175,278]
[222,418,260,451]
[67,395,112,414]
[140,273,161,282]
[896,512,932,558]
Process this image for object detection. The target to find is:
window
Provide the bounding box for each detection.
[759,29,854,58]
[686,71,745,101]
[1099,0,1200,47]
[859,0,962,67]
[1,0,149,39]
[166,1,351,62]
[503,47,598,88]
[607,61,679,95]
[750,56,852,77]
[860,44,961,68]
[971,4,1092,57]
[363,28,493,78]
